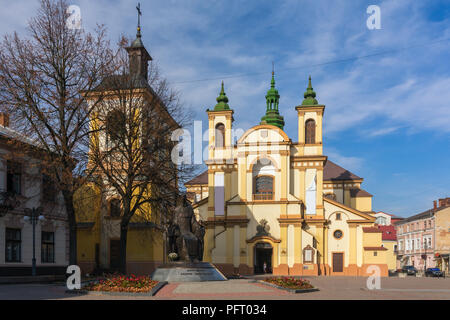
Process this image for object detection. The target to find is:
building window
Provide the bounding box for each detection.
[375,216,387,225]
[333,230,343,239]
[7,161,22,195]
[215,123,225,148]
[305,119,316,144]
[42,174,56,202]
[5,228,21,262]
[374,252,377,256]
[41,232,55,263]
[336,213,341,220]
[109,198,121,217]
[106,110,126,147]
[253,175,274,200]
[303,245,314,263]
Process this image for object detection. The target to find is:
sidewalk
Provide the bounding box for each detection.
[0,275,66,285]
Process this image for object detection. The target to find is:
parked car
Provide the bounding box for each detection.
[402,266,418,275]
[425,268,445,278]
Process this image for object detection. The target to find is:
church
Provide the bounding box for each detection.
[185,73,389,277]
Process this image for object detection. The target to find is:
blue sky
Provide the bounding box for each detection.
[1,0,449,217]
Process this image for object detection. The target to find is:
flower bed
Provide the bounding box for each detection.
[263,277,314,290]
[83,274,159,293]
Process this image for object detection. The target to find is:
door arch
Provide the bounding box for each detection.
[254,242,273,274]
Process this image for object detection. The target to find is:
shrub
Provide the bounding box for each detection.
[84,274,159,293]
[264,276,314,289]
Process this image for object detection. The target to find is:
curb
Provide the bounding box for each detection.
[65,281,168,297]
[257,280,319,294]
[0,275,66,285]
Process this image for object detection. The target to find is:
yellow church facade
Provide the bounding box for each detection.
[186,75,389,277]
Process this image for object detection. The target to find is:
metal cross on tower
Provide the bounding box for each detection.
[136,3,142,31]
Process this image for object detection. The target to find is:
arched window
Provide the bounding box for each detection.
[215,123,225,148]
[254,175,274,200]
[106,110,126,146]
[109,198,121,217]
[305,119,316,144]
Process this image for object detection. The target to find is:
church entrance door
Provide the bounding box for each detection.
[254,242,273,274]
[332,252,344,273]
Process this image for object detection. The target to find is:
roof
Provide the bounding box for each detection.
[364,246,388,251]
[376,211,404,220]
[395,209,434,225]
[377,225,397,241]
[91,74,151,92]
[323,160,362,181]
[0,124,39,147]
[363,227,382,233]
[395,204,450,225]
[349,188,372,197]
[185,159,362,187]
[185,170,208,185]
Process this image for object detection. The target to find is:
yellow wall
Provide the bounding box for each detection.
[382,240,397,270]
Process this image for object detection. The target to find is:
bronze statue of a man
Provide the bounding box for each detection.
[169,195,205,263]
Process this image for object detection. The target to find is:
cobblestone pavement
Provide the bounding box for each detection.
[0,276,449,300]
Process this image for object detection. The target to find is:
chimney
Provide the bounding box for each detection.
[433,200,437,210]
[439,198,450,207]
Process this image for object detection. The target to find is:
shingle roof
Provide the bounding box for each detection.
[185,170,208,185]
[395,209,434,225]
[323,160,362,181]
[349,188,372,197]
[92,74,151,92]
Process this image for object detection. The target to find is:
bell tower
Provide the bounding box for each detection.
[125,3,152,80]
[260,69,285,130]
[295,76,326,217]
[296,76,324,154]
[206,82,234,161]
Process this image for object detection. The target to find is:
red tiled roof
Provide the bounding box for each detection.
[377,225,397,241]
[363,227,382,233]
[364,246,388,251]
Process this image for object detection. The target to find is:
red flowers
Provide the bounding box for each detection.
[84,274,158,293]
[264,276,313,289]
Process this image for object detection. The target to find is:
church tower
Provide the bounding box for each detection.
[260,71,285,130]
[296,76,324,153]
[206,82,234,228]
[125,6,152,80]
[295,76,326,217]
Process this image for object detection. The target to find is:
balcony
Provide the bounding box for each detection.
[253,192,273,201]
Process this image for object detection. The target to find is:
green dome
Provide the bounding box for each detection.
[260,72,284,130]
[301,75,319,105]
[213,81,231,111]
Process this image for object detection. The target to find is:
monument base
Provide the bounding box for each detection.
[151,262,227,282]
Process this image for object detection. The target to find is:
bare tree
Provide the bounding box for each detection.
[0,0,117,265]
[86,34,194,273]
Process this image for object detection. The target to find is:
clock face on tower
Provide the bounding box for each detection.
[333,230,343,239]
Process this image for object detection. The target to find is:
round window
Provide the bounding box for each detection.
[333,230,343,239]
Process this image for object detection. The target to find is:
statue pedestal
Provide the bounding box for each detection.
[151,262,227,282]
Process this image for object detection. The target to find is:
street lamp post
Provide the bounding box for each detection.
[24,207,45,276]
